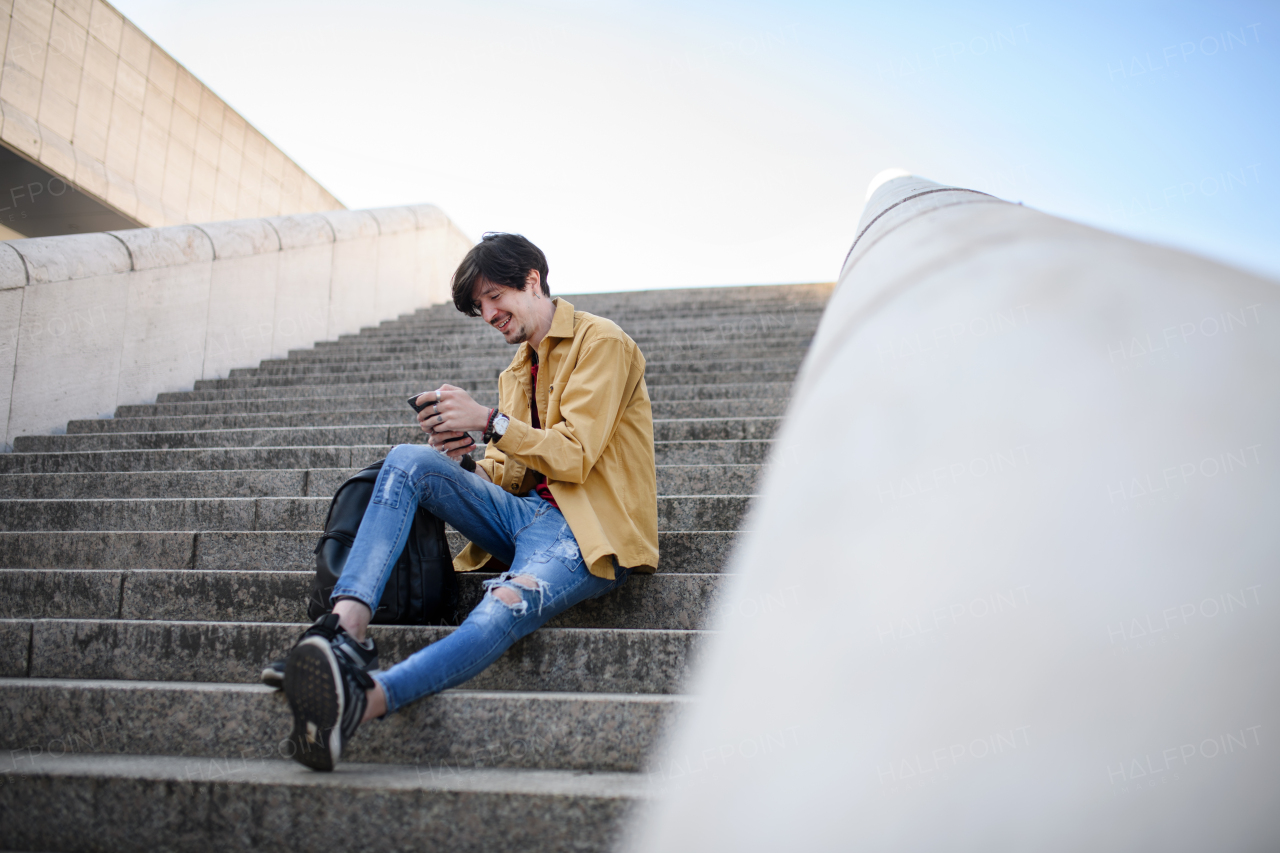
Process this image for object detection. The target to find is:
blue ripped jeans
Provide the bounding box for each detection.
[330,443,631,714]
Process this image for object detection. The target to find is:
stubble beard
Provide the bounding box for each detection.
[495,317,528,345]
[506,320,529,344]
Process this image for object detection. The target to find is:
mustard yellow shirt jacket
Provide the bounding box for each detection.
[455,298,659,579]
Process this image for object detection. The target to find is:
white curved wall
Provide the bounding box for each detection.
[630,176,1280,851]
[0,204,471,448]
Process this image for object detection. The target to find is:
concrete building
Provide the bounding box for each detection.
[0,0,343,240]
[0,0,462,452]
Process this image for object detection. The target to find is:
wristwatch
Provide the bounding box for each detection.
[487,412,510,444]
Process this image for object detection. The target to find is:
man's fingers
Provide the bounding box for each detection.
[447,438,476,459]
[417,385,474,433]
[435,385,474,409]
[433,432,475,459]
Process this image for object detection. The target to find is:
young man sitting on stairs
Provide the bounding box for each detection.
[278,232,660,771]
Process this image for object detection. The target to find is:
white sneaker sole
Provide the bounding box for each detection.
[260,662,285,689]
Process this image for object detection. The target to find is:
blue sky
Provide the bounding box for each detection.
[114,0,1279,292]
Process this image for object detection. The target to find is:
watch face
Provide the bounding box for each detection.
[494,414,510,435]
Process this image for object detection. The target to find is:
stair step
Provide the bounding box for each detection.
[0,530,739,572]
[154,379,791,404]
[0,753,648,853]
[91,399,785,429]
[0,445,370,475]
[0,678,687,772]
[117,386,790,417]
[348,310,822,337]
[13,417,777,453]
[350,310,822,336]
[12,426,410,453]
[281,333,812,362]
[0,494,750,532]
[0,464,762,499]
[192,368,799,391]
[0,468,325,499]
[117,395,505,418]
[0,439,774,474]
[0,568,728,630]
[2,618,702,692]
[239,345,809,376]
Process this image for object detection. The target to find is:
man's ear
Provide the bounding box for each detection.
[526,269,541,293]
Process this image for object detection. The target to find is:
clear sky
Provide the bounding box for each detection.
[112,0,1279,293]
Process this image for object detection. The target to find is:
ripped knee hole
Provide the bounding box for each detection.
[490,575,539,605]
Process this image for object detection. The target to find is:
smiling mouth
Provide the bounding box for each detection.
[494,315,512,332]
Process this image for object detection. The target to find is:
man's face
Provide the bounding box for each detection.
[472,272,546,345]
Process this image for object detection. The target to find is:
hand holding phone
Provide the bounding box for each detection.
[408,394,477,472]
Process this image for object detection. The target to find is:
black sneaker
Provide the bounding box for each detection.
[261,614,379,689]
[282,615,376,771]
[260,657,287,689]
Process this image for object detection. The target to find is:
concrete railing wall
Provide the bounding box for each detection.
[632,175,1280,851]
[0,204,471,448]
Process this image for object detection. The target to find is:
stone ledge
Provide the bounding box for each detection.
[0,753,646,853]
[0,678,689,772]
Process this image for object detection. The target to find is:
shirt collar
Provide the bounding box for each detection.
[547,297,576,339]
[519,297,576,366]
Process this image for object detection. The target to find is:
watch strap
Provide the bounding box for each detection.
[484,410,509,444]
[491,413,509,442]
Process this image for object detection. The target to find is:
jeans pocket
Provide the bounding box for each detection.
[371,464,407,509]
[530,525,584,572]
[511,500,553,541]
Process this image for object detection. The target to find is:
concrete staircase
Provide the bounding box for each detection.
[0,283,831,852]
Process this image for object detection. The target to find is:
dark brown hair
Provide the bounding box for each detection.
[451,232,550,316]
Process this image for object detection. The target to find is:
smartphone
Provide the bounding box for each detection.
[408,395,477,471]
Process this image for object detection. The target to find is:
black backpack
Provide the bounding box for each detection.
[308,460,459,625]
